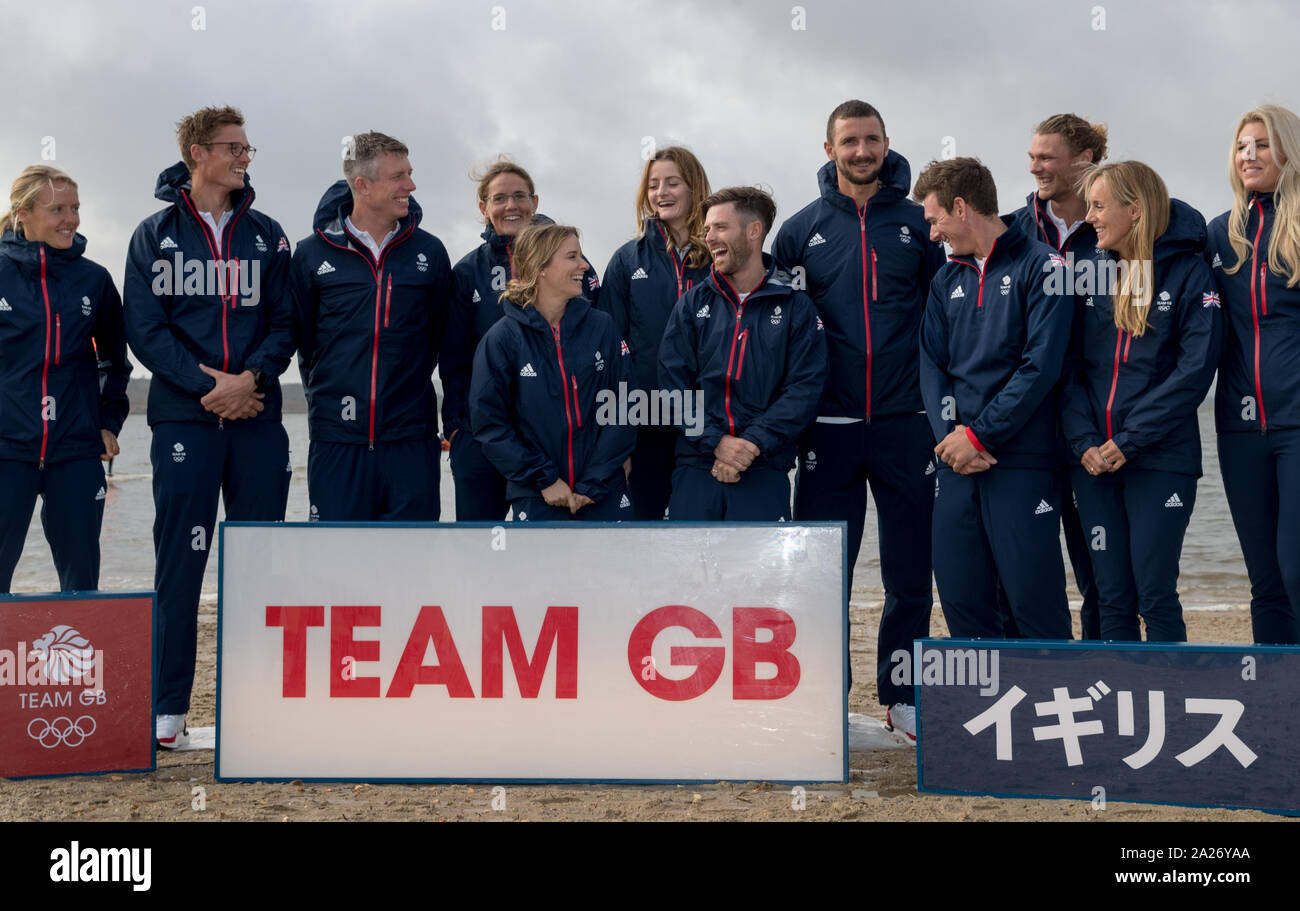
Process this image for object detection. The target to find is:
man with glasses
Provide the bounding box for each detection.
[123,105,295,750]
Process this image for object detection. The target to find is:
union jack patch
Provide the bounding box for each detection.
[277,236,290,252]
[1048,254,1068,267]
[620,339,630,355]
[1202,291,1221,308]
[816,316,825,331]
[588,275,600,291]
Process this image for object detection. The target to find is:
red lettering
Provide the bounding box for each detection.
[481,605,578,698]
[385,605,475,698]
[627,606,725,701]
[331,605,382,697]
[732,607,800,699]
[266,605,324,697]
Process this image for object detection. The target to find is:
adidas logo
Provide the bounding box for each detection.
[472,289,481,303]
[620,494,631,508]
[925,461,935,476]
[631,268,648,280]
[316,260,336,275]
[950,286,965,299]
[1034,499,1053,515]
[807,233,827,248]
[94,486,106,501]
[159,236,178,250]
[1212,253,1222,269]
[0,297,11,312]
[696,304,711,319]
[520,363,537,377]
[1164,493,1183,508]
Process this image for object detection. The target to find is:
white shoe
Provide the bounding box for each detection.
[885,703,917,744]
[156,713,189,750]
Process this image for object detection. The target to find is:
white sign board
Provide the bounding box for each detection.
[217,523,846,782]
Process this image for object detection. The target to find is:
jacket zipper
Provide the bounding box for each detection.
[384,274,392,327]
[39,247,51,468]
[552,326,575,486]
[55,314,61,365]
[859,209,874,421]
[735,330,749,379]
[1249,198,1268,431]
[1106,327,1126,439]
[571,375,583,427]
[655,221,686,298]
[179,190,251,373]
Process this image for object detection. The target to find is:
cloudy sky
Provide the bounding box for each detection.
[2,0,1293,380]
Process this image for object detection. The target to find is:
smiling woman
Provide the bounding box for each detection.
[0,165,132,594]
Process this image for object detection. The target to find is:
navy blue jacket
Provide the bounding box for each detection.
[441,217,599,439]
[599,217,711,396]
[469,295,634,503]
[123,162,294,426]
[919,224,1073,469]
[291,181,453,446]
[658,256,827,471]
[772,153,945,420]
[1207,192,1300,433]
[0,231,131,464]
[1060,200,1221,476]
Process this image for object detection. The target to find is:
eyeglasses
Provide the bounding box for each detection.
[488,192,533,206]
[204,142,257,160]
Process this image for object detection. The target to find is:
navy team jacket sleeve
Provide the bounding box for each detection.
[738,295,827,455]
[574,322,637,502]
[470,329,562,491]
[288,245,320,382]
[967,258,1072,451]
[658,297,725,455]
[92,273,132,437]
[918,280,956,444]
[439,264,479,439]
[598,248,633,364]
[1110,262,1222,459]
[1058,303,1104,458]
[242,219,295,379]
[771,220,802,274]
[123,222,215,397]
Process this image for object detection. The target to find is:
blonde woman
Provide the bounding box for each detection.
[0,166,131,592]
[469,224,635,521]
[442,158,599,520]
[598,147,712,520]
[1060,161,1221,641]
[1207,104,1300,644]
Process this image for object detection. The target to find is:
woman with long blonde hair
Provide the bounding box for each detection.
[469,224,635,521]
[599,146,712,520]
[0,165,131,592]
[1059,160,1221,640]
[1207,104,1300,644]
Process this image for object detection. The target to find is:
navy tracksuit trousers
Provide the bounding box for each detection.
[308,439,441,522]
[792,415,934,706]
[668,465,791,521]
[1218,428,1300,644]
[512,475,632,522]
[152,420,290,714]
[932,464,1070,640]
[449,430,508,522]
[1071,466,1196,642]
[626,426,677,521]
[0,457,106,592]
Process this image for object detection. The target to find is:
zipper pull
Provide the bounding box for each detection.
[38,458,45,470]
[219,417,224,430]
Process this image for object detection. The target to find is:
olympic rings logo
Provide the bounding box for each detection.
[27,715,97,748]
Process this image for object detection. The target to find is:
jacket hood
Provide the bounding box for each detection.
[502,290,593,331]
[817,150,912,211]
[0,228,87,268]
[480,213,556,251]
[312,179,424,235]
[154,160,254,210]
[1154,198,1207,262]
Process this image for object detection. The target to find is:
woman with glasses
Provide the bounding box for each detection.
[469,224,635,521]
[442,157,599,521]
[599,146,712,520]
[1207,105,1300,644]
[0,165,131,592]
[1060,161,1220,641]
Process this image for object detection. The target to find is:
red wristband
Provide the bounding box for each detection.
[964,426,986,453]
